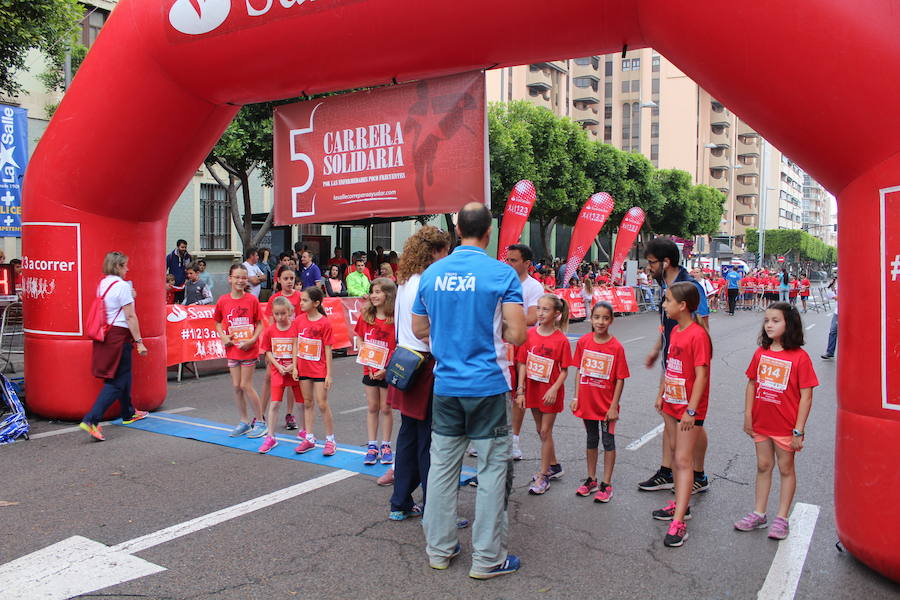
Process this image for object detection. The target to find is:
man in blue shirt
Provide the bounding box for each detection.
[412,202,526,579]
[165,239,191,303]
[724,266,743,315]
[298,250,322,290]
[638,238,711,495]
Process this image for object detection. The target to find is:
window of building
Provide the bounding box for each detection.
[373,223,392,250]
[622,103,631,146]
[574,57,592,66]
[632,102,640,140]
[604,104,612,120]
[604,81,612,97]
[651,121,659,138]
[82,9,108,47]
[651,102,660,117]
[605,60,613,76]
[621,80,630,93]
[631,58,641,70]
[574,77,592,88]
[652,78,660,94]
[529,64,541,72]
[652,55,661,72]
[631,79,640,93]
[604,125,612,143]
[200,184,231,251]
[622,59,631,71]
[651,144,659,161]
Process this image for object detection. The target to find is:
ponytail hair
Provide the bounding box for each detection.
[540,293,570,332]
[303,285,327,316]
[668,281,713,357]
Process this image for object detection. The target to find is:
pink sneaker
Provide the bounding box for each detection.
[122,410,149,424]
[593,483,614,503]
[768,516,790,540]
[734,512,768,531]
[575,478,598,497]
[323,439,336,456]
[294,439,316,454]
[258,436,278,454]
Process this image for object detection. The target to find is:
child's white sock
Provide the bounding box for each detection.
[326,434,335,443]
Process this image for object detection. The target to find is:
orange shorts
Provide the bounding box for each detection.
[753,433,796,453]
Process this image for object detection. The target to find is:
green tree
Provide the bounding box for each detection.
[688,184,727,236]
[746,228,837,266]
[0,0,83,99]
[651,168,694,236]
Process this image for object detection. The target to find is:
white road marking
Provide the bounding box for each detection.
[626,423,665,450]
[0,470,356,600]
[621,336,646,344]
[805,324,816,330]
[757,502,821,600]
[148,413,367,456]
[27,407,195,440]
[339,405,369,415]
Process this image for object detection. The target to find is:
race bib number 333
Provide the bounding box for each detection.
[580,349,613,380]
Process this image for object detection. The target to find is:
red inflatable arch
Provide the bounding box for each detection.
[21,0,900,580]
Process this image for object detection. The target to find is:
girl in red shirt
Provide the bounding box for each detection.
[267,267,302,430]
[571,301,629,503]
[257,296,303,454]
[516,294,572,495]
[653,282,712,548]
[293,286,337,456]
[354,278,397,466]
[214,264,265,439]
[735,302,817,540]
[798,274,811,313]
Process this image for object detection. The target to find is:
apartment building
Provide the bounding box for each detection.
[486,50,813,254]
[802,173,837,246]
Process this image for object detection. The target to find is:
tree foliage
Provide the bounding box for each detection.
[746,228,837,264]
[0,0,83,99]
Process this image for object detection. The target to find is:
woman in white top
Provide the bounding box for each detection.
[79,251,149,441]
[386,226,451,514]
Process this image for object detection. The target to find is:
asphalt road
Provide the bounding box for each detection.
[2,305,899,599]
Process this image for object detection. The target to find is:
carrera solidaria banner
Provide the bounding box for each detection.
[610,207,645,282]
[274,71,487,224]
[553,287,637,315]
[562,193,616,285]
[165,297,366,366]
[497,180,536,262]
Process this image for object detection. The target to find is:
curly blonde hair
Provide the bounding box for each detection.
[397,226,451,284]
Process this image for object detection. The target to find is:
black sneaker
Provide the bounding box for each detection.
[820,354,834,360]
[673,476,710,495]
[548,464,564,480]
[638,469,674,491]
[652,501,692,521]
[664,520,689,547]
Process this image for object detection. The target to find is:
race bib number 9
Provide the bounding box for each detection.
[526,351,554,383]
[297,336,322,361]
[664,375,688,405]
[580,349,614,380]
[356,341,389,370]
[272,337,295,360]
[757,355,792,392]
[229,324,253,341]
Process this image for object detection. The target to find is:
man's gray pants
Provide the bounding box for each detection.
[423,393,513,574]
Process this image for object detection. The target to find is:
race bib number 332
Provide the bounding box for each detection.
[526,352,554,383]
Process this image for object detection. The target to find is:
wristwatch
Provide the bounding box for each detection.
[686,408,697,417]
[134,338,143,344]
[792,429,805,437]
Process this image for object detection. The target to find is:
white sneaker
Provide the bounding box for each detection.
[467,444,478,457]
[511,440,523,461]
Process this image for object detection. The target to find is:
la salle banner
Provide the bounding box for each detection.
[274,72,487,224]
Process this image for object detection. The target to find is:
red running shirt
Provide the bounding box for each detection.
[353,317,396,376]
[516,328,572,413]
[745,347,818,437]
[800,278,811,297]
[662,322,712,420]
[260,321,299,387]
[213,293,261,361]
[573,334,630,420]
[294,312,334,378]
[269,290,302,317]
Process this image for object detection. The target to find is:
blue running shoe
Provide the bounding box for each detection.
[469,554,521,579]
[247,420,267,439]
[364,444,378,465]
[388,503,423,521]
[229,422,251,437]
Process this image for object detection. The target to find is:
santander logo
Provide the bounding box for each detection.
[168,0,231,35]
[167,304,188,322]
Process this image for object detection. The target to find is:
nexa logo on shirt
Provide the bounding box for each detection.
[434,273,476,292]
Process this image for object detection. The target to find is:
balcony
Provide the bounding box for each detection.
[534,61,568,73]
[526,68,553,90]
[736,194,758,210]
[710,152,730,169]
[572,105,600,125]
[737,122,759,137]
[736,214,758,227]
[735,178,759,197]
[710,126,729,146]
[572,60,601,81]
[572,87,600,104]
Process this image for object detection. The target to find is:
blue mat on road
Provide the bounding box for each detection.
[118,412,477,485]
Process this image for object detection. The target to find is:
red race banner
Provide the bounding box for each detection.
[166,297,362,366]
[497,180,536,262]
[21,223,82,336]
[609,207,645,282]
[881,188,900,410]
[274,72,486,224]
[553,288,586,320]
[554,286,637,316]
[562,193,616,285]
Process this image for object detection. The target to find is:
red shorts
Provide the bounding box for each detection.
[272,381,303,404]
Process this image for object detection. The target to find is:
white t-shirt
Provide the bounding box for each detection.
[637,271,649,287]
[242,261,265,297]
[98,275,133,329]
[395,274,429,352]
[521,274,544,313]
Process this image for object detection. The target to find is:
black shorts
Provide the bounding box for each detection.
[362,375,388,388]
[298,376,325,382]
[676,418,705,427]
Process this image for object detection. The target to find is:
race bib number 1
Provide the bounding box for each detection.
[757,354,792,392]
[356,341,389,370]
[580,349,614,380]
[297,336,322,361]
[664,375,688,405]
[526,351,554,383]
